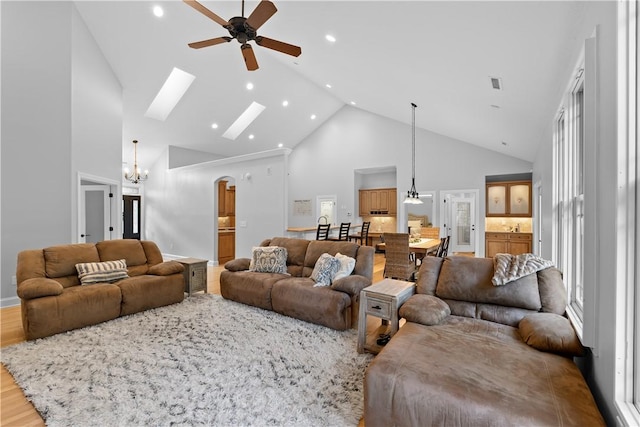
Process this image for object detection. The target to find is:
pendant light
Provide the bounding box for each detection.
[404,103,423,204]
[124,140,149,184]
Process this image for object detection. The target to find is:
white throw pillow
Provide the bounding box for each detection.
[333,252,356,281]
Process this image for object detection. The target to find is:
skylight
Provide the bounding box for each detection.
[222,102,266,140]
[145,67,195,121]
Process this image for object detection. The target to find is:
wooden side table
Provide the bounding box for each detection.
[178,258,208,296]
[357,278,415,354]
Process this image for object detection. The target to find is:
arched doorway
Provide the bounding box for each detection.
[216,177,236,265]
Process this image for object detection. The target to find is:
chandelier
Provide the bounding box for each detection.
[404,103,423,204]
[124,140,149,184]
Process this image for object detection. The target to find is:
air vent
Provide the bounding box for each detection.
[490,77,503,90]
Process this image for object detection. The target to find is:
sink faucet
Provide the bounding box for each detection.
[318,215,329,224]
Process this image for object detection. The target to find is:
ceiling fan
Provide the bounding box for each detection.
[184,0,302,71]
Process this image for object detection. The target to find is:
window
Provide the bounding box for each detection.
[615,0,639,424]
[552,39,596,347]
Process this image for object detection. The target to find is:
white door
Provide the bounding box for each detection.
[440,190,479,254]
[317,195,337,225]
[80,185,111,243]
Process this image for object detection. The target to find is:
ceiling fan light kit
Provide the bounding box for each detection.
[184,0,302,71]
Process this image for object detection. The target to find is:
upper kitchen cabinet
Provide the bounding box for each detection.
[359,188,397,216]
[486,181,531,217]
[218,180,236,216]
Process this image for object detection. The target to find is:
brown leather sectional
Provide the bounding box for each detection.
[16,239,185,340]
[364,255,605,426]
[220,237,375,330]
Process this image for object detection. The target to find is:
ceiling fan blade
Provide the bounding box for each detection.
[241,44,259,71]
[246,0,277,30]
[183,0,229,27]
[188,37,232,49]
[255,36,301,57]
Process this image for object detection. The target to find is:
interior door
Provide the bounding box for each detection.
[123,195,141,240]
[80,185,111,243]
[440,190,478,254]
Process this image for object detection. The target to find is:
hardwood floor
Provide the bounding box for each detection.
[0,253,387,426]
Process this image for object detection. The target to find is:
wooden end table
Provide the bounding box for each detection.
[357,278,415,354]
[178,258,208,296]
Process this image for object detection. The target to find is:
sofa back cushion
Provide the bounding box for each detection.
[96,239,148,276]
[265,237,310,277]
[303,241,359,277]
[43,244,100,287]
[435,256,542,311]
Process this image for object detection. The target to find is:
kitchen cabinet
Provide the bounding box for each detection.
[485,232,532,257]
[218,181,236,216]
[359,188,397,216]
[486,181,532,217]
[218,231,235,264]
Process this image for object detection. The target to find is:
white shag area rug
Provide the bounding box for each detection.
[1,294,373,427]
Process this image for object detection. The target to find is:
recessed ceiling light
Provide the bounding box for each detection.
[211,123,218,129]
[350,101,356,106]
[153,6,164,17]
[222,101,266,140]
[310,114,316,120]
[246,82,254,90]
[325,84,332,89]
[145,67,195,121]
[282,100,289,107]
[248,134,255,140]
[278,143,283,148]
[325,34,336,43]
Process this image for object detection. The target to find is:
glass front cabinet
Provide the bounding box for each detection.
[486,181,532,217]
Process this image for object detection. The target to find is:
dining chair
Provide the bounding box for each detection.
[316,224,330,240]
[437,235,451,257]
[382,232,418,281]
[328,222,351,241]
[348,221,370,245]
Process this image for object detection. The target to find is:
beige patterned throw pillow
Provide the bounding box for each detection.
[249,246,289,274]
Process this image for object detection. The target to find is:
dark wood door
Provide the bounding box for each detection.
[123,195,141,240]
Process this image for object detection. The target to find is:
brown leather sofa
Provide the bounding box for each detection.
[220,237,374,330]
[364,255,605,426]
[16,239,185,340]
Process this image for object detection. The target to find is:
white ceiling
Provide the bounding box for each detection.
[74,1,587,168]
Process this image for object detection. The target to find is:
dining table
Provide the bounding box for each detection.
[409,238,441,255]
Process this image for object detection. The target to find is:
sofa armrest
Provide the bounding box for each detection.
[225,258,251,272]
[17,278,63,300]
[398,294,451,326]
[147,261,184,276]
[519,313,584,357]
[330,275,370,297]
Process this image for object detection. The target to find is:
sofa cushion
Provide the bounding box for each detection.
[310,253,341,286]
[519,313,584,357]
[76,259,129,284]
[333,252,356,280]
[399,294,450,326]
[17,278,64,300]
[117,274,184,316]
[225,258,251,272]
[436,256,542,311]
[536,267,568,314]
[96,239,147,267]
[220,270,286,311]
[44,243,100,279]
[266,237,310,277]
[249,246,288,274]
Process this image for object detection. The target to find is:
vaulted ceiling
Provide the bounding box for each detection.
[74,1,588,168]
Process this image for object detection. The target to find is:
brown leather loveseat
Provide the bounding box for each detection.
[16,239,185,340]
[364,255,605,426]
[220,237,374,330]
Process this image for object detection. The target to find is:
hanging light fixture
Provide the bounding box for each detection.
[124,140,149,184]
[404,103,423,204]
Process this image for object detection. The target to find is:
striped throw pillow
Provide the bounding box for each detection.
[75,259,129,284]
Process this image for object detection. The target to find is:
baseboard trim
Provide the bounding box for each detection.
[1,296,20,308]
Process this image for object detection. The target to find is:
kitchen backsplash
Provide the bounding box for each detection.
[218,216,231,228]
[485,217,533,233]
[363,216,398,233]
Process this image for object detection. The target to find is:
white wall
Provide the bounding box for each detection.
[288,106,533,235]
[0,2,122,306]
[144,148,288,263]
[532,1,617,423]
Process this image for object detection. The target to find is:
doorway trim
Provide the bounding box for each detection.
[77,172,121,243]
[439,189,480,255]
